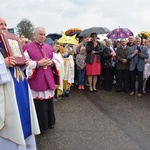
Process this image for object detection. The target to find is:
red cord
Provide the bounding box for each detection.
[7,55,10,66]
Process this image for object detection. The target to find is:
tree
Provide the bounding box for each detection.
[16,19,34,39]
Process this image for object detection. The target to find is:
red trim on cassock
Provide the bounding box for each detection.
[53,62,59,75]
[34,95,54,100]
[28,68,36,79]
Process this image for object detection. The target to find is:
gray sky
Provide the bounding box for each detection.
[1,0,150,37]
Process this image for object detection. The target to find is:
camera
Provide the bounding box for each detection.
[137,46,141,53]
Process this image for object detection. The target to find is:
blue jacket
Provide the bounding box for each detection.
[127,45,148,71]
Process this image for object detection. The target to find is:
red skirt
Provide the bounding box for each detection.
[86,55,101,75]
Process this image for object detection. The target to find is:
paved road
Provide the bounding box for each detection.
[36,85,150,150]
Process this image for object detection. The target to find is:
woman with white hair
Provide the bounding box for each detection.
[102,39,116,91]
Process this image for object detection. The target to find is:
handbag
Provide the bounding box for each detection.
[104,58,116,68]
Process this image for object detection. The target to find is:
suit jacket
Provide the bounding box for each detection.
[127,45,148,71]
[116,46,130,70]
[86,41,102,64]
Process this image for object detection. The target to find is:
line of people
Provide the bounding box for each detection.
[48,33,150,99]
[75,34,149,98]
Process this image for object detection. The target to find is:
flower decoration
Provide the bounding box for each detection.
[138,31,150,39]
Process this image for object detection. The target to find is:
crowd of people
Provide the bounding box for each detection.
[45,33,150,99]
[0,16,150,150]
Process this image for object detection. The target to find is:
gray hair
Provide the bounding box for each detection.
[33,26,46,34]
[120,38,126,42]
[106,39,112,45]
[134,36,141,41]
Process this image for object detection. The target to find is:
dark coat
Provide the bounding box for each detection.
[102,46,116,68]
[86,41,102,64]
[116,46,130,70]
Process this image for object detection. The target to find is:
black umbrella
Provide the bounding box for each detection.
[79,27,110,37]
[46,33,61,41]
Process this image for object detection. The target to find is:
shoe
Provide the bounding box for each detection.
[116,89,122,92]
[89,88,93,92]
[78,85,82,89]
[65,93,69,97]
[81,85,85,89]
[61,94,65,97]
[53,97,57,101]
[41,130,47,134]
[124,89,129,93]
[142,90,146,94]
[57,96,62,100]
[104,88,111,91]
[49,125,54,129]
[93,89,97,92]
[137,93,142,97]
[130,91,135,96]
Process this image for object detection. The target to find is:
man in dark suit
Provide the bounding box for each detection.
[127,36,149,97]
[116,38,130,93]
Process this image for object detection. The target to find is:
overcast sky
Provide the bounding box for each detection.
[1,0,150,37]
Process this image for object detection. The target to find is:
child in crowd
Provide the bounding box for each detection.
[52,40,64,100]
[76,46,86,89]
[62,45,75,96]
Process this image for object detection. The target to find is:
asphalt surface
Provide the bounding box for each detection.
[36,85,150,150]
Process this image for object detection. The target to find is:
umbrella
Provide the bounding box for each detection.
[107,27,133,39]
[65,28,82,36]
[79,27,110,37]
[44,37,54,46]
[46,33,61,41]
[57,32,79,45]
[67,31,81,37]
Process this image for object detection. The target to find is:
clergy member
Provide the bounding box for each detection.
[23,26,59,132]
[0,17,40,150]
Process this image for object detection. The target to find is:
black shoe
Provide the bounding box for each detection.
[89,87,93,92]
[49,125,54,129]
[93,89,97,92]
[41,130,47,134]
[65,93,69,97]
[104,88,112,91]
[89,89,93,92]
[116,89,122,92]
[61,94,65,97]
[124,89,129,93]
